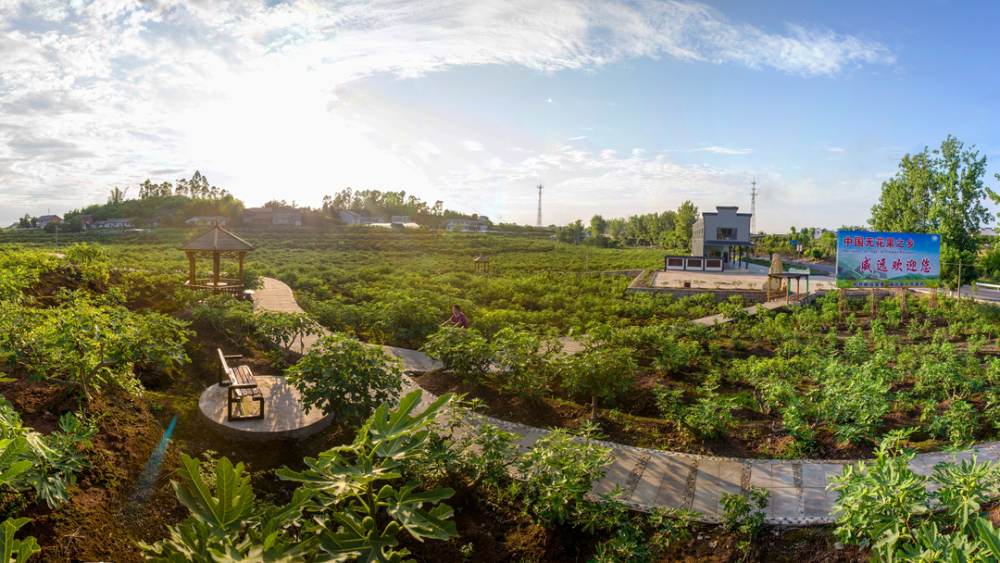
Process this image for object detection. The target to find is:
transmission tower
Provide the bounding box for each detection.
[536,184,543,227]
[749,176,758,235]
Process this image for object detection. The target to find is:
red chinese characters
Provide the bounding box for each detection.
[876,258,887,272]
[865,237,875,248]
[920,258,931,273]
[906,259,918,272]
[843,237,853,247]
[861,257,872,273]
[886,238,895,248]
[896,238,904,248]
[891,259,903,271]
[906,238,915,249]
[875,237,885,248]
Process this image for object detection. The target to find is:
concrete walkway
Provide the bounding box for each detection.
[251,277,1000,525]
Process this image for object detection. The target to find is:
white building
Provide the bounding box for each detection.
[443,217,487,233]
[186,216,229,226]
[91,218,133,229]
[340,210,386,225]
[391,215,410,224]
[980,228,999,237]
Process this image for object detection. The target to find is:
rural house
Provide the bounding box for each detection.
[186,216,228,226]
[37,215,61,228]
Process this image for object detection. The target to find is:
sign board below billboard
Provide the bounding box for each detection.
[835,230,940,288]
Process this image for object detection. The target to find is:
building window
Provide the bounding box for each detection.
[717,228,737,240]
[708,249,721,257]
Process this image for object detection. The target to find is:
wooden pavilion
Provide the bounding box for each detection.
[177,224,257,295]
[473,255,490,273]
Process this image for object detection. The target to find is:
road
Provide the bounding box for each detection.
[911,285,1000,303]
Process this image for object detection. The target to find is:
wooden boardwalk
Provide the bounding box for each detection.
[253,277,1000,525]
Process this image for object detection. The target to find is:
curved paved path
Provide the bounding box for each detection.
[253,277,1000,526]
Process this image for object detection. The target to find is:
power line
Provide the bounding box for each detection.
[750,176,758,235]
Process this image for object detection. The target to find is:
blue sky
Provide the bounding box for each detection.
[1,0,998,231]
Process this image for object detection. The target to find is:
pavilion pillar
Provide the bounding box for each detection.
[213,251,220,294]
[238,252,245,288]
[188,252,196,287]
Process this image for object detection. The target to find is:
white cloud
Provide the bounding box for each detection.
[546,98,553,103]
[875,172,894,178]
[0,0,896,223]
[693,146,753,155]
[462,140,485,152]
[827,147,845,152]
[632,148,647,156]
[568,135,587,141]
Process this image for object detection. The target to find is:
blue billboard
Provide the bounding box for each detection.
[835,231,940,288]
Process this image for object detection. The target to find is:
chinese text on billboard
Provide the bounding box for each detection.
[835,231,940,288]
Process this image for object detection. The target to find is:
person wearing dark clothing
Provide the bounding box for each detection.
[441,305,469,329]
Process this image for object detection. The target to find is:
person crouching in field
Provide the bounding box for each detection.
[441,305,469,329]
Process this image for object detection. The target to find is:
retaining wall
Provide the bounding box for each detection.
[625,270,769,303]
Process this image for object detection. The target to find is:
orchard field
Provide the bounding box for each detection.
[4,227,1000,562]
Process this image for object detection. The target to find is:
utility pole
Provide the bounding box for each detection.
[942,261,977,299]
[536,184,543,228]
[750,176,758,236]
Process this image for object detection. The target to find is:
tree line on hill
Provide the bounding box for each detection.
[37,171,247,231]
[321,187,483,224]
[554,201,700,251]
[22,174,491,233]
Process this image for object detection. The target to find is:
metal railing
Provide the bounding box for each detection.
[185,278,245,295]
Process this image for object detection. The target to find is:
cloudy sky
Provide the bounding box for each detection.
[1,0,998,230]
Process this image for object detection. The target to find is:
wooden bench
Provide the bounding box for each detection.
[217,349,264,422]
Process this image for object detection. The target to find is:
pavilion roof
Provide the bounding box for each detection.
[178,224,256,252]
[473,255,490,262]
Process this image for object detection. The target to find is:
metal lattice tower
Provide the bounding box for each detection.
[749,176,758,235]
[536,184,543,227]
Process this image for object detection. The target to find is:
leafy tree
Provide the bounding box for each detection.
[674,200,699,251]
[870,135,990,287]
[3,301,191,409]
[589,214,607,239]
[555,346,637,421]
[63,216,84,232]
[107,186,128,205]
[0,396,97,563]
[721,486,770,555]
[278,389,459,562]
[829,429,1000,561]
[517,423,612,526]
[143,389,460,563]
[0,399,97,508]
[285,333,403,424]
[491,327,558,401]
[607,218,626,239]
[421,327,493,383]
[254,310,321,365]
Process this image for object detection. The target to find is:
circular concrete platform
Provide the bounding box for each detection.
[198,376,333,441]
